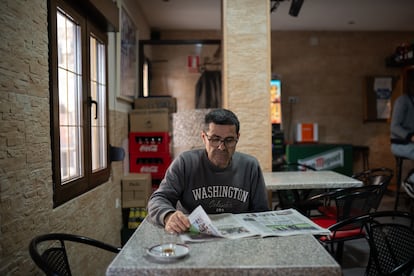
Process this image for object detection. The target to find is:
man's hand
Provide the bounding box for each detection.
[164,211,190,233]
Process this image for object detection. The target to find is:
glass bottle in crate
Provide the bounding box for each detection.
[128,208,138,229]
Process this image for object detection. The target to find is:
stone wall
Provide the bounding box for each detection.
[0,1,128,275]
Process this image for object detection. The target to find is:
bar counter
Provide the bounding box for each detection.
[106,219,341,276]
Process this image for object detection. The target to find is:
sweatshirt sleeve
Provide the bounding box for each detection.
[147,156,185,227]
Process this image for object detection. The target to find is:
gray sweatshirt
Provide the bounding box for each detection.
[147,149,270,226]
[391,94,414,144]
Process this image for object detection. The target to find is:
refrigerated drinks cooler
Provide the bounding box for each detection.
[270,79,282,124]
[271,79,284,163]
[286,143,353,176]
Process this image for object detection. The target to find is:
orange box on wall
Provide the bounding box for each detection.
[296,123,318,143]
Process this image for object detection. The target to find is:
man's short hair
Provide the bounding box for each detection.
[204,108,240,134]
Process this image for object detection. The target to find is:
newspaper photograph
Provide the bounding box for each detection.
[237,209,331,237]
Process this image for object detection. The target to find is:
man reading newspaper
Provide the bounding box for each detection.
[147,109,269,233]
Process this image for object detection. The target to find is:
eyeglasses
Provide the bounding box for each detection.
[204,132,238,148]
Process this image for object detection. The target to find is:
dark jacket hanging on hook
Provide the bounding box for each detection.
[195,70,222,108]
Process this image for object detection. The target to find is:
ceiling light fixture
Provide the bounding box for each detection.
[289,0,304,17]
[270,0,304,17]
[270,0,282,13]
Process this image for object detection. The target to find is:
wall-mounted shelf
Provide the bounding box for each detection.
[386,57,414,67]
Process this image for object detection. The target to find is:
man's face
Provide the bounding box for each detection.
[202,123,239,168]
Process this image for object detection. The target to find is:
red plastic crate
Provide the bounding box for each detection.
[129,153,172,180]
[129,132,170,154]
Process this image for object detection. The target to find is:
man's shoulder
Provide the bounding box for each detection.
[177,148,204,160]
[397,94,412,102]
[233,152,259,164]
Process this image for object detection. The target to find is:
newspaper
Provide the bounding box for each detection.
[180,206,331,243]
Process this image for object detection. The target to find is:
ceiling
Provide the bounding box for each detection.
[136,0,414,32]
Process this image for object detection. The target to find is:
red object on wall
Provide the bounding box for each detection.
[187,55,199,73]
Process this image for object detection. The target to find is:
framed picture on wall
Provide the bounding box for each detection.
[364,75,397,122]
[116,0,138,102]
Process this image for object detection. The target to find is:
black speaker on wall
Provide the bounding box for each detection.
[150,30,160,40]
[289,0,304,17]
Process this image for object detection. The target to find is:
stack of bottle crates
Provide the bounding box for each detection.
[129,131,172,184]
[122,97,176,245]
[122,131,172,245]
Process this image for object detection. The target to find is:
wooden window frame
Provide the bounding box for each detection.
[49,0,110,207]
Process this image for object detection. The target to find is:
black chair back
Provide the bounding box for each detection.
[334,187,380,221]
[352,167,393,186]
[29,233,121,276]
[352,167,393,208]
[310,185,386,264]
[327,211,414,275]
[365,211,414,276]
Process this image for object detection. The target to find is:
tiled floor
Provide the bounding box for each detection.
[341,190,413,275]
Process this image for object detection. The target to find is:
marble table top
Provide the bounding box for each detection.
[106,219,341,276]
[263,170,363,191]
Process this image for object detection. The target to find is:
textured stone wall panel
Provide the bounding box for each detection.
[0,1,125,275]
[223,0,272,172]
